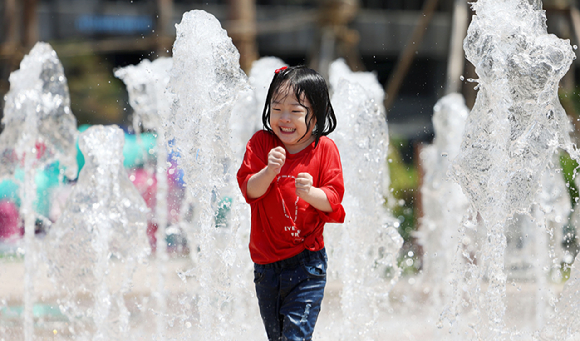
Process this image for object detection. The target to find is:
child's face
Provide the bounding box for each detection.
[270,86,315,154]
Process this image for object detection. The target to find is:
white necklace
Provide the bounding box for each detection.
[276,175,302,240]
[277,174,299,221]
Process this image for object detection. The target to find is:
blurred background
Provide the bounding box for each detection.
[1,0,580,264]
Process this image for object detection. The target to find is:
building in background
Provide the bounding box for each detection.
[0,0,579,140]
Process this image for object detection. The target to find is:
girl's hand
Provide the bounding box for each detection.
[246,147,285,199]
[295,172,313,198]
[267,147,286,175]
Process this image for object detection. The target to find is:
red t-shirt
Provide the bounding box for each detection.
[237,130,346,264]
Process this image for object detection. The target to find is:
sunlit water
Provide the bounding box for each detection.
[45,125,150,341]
[417,93,472,314]
[2,3,580,341]
[0,42,78,341]
[323,58,403,340]
[445,0,580,340]
[114,57,173,339]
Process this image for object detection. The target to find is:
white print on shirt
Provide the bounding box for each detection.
[284,226,301,238]
[277,175,303,241]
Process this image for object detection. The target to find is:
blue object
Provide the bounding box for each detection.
[0,179,20,206]
[76,124,158,173]
[75,14,153,34]
[253,248,328,340]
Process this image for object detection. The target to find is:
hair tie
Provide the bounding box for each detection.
[275,66,288,74]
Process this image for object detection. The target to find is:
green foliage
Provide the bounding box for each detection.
[0,250,22,262]
[387,139,419,199]
[398,251,420,276]
[560,152,580,263]
[386,139,419,243]
[560,153,579,207]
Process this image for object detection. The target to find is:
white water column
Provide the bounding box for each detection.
[0,42,77,341]
[448,1,577,339]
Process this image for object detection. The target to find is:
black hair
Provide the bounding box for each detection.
[261,65,337,147]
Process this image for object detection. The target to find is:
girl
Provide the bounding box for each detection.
[237,65,345,341]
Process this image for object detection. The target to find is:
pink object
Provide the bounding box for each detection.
[128,166,187,252]
[129,168,157,210]
[0,200,22,241]
[129,168,158,250]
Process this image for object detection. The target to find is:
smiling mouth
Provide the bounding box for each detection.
[280,127,296,133]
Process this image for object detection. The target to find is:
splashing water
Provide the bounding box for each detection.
[0,42,77,341]
[5,5,580,341]
[45,125,149,341]
[165,10,252,341]
[326,59,403,340]
[114,57,173,339]
[0,42,78,180]
[540,174,580,340]
[417,93,472,312]
[329,58,385,105]
[503,159,570,284]
[230,56,286,160]
[447,0,577,339]
[113,56,174,247]
[541,251,580,340]
[114,58,173,133]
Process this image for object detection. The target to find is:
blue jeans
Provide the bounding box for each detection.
[254,248,327,341]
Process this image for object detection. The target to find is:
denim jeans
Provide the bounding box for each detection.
[254,248,327,341]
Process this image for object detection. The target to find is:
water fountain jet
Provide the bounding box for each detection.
[446,0,578,339]
[0,41,77,341]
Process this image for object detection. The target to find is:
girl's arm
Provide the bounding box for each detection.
[295,173,333,212]
[246,146,285,199]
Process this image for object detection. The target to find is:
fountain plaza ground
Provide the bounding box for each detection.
[0,249,574,341]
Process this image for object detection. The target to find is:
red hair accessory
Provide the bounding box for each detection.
[275,66,288,74]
